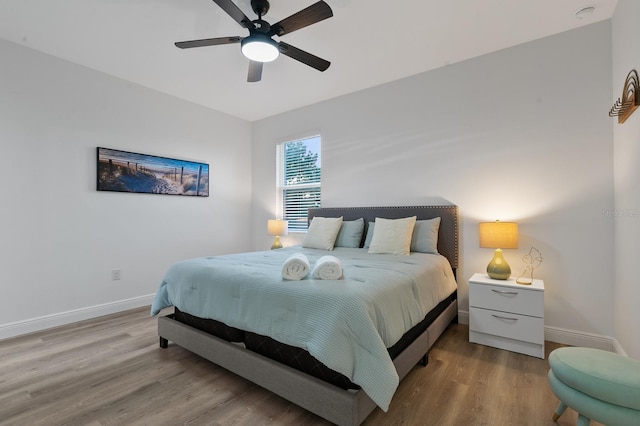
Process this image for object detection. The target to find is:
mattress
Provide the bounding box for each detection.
[173,290,456,390]
[151,246,457,409]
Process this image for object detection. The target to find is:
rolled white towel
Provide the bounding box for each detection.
[282,253,310,281]
[311,255,343,280]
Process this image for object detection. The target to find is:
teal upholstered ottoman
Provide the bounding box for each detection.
[548,347,640,426]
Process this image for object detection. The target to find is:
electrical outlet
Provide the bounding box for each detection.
[111,269,121,281]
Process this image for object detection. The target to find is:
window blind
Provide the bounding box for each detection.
[278,136,321,231]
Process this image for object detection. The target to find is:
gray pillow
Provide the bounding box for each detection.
[334,218,365,248]
[363,222,375,248]
[410,217,441,253]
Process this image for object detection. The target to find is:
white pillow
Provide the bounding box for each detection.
[410,217,441,254]
[368,216,417,255]
[302,216,343,250]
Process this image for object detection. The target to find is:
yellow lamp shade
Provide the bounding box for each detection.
[479,221,518,249]
[267,219,288,237]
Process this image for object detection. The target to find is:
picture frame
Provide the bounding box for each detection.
[97,147,209,197]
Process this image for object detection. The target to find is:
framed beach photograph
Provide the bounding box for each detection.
[97,147,209,197]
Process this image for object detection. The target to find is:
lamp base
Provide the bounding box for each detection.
[487,248,511,280]
[271,236,283,250]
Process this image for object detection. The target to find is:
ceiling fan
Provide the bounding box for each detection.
[175,0,333,82]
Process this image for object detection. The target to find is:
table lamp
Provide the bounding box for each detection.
[479,220,518,280]
[267,219,288,249]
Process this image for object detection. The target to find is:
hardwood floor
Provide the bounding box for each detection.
[0,307,600,426]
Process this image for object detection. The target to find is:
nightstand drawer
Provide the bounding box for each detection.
[469,306,544,344]
[469,283,543,317]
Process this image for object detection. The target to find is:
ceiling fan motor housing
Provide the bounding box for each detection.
[251,0,270,17]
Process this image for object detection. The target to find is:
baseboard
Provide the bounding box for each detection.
[0,294,155,341]
[612,338,629,357]
[458,309,618,353]
[543,326,615,351]
[4,303,627,357]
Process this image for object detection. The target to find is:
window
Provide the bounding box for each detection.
[277,136,321,232]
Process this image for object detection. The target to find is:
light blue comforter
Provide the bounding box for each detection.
[151,246,457,411]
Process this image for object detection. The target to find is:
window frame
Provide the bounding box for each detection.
[276,135,322,233]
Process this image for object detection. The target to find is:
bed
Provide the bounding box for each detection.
[152,205,459,425]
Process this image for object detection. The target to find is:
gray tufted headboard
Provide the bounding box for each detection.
[308,205,459,273]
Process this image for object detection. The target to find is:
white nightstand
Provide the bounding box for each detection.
[468,272,545,358]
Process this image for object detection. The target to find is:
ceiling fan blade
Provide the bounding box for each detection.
[211,0,255,29]
[268,1,333,37]
[175,36,241,49]
[247,60,263,82]
[278,42,330,72]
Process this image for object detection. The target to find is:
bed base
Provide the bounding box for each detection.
[158,298,457,426]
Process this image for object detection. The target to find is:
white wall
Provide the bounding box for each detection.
[252,22,615,346]
[1,18,625,353]
[0,39,253,337]
[612,0,640,359]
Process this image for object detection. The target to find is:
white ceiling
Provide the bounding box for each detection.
[0,0,617,121]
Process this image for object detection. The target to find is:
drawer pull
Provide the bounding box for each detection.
[491,289,519,295]
[492,314,518,321]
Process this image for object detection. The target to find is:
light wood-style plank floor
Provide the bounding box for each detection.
[0,307,600,426]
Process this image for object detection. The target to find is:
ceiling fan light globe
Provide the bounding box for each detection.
[241,37,279,62]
